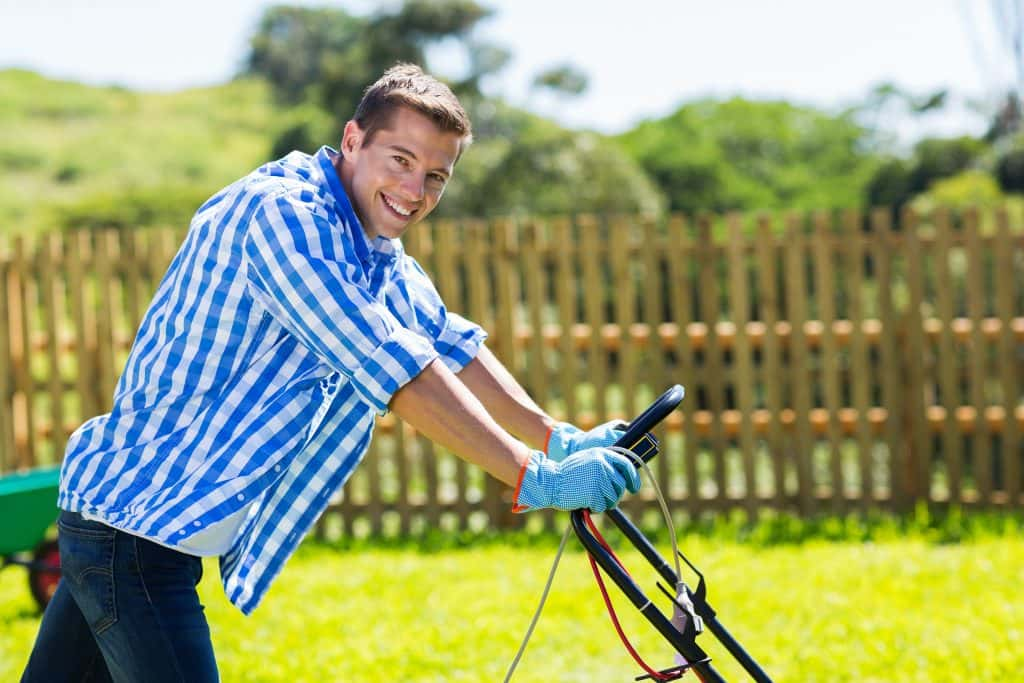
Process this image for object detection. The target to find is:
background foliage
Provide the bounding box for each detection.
[3,1,1024,235]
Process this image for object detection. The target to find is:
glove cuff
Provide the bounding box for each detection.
[511,450,555,513]
[511,455,532,513]
[545,422,581,461]
[543,423,556,455]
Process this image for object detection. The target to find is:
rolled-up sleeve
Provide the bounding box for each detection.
[242,192,437,413]
[387,257,487,374]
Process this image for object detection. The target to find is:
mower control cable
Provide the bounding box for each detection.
[503,446,686,682]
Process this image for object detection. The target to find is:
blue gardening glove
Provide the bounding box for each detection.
[513,448,642,513]
[546,421,626,462]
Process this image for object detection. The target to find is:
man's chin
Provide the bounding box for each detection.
[375,220,412,240]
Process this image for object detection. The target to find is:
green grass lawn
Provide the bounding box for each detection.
[2,526,1022,682]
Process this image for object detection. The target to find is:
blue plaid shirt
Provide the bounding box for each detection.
[58,146,485,614]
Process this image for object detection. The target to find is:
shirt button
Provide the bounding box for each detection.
[179,530,187,535]
[194,521,202,527]
[237,493,245,501]
[274,465,282,472]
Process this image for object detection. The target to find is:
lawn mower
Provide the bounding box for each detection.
[572,385,773,682]
[508,385,773,682]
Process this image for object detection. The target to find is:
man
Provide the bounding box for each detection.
[22,64,639,682]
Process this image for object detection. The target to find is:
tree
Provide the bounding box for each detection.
[907,136,988,194]
[245,2,502,116]
[245,2,507,157]
[616,98,878,213]
[995,144,1024,191]
[243,4,661,218]
[865,159,913,212]
[863,135,991,211]
[531,64,589,97]
[437,102,665,217]
[245,6,365,106]
[848,81,952,155]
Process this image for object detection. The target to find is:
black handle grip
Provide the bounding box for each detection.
[612,384,685,463]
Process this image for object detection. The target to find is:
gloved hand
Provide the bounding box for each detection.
[512,448,641,513]
[546,420,625,462]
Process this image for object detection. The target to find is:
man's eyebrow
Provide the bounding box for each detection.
[387,144,451,176]
[387,144,419,160]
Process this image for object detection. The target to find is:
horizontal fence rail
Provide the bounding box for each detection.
[1,206,1022,538]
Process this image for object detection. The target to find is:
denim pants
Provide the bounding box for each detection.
[21,510,219,682]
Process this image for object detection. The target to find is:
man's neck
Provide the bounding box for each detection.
[331,152,378,242]
[331,153,349,192]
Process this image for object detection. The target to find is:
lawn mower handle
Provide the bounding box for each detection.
[570,384,773,682]
[611,384,685,462]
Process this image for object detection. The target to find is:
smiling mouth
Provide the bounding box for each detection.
[381,193,417,220]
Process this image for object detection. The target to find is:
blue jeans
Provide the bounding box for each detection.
[21,510,218,682]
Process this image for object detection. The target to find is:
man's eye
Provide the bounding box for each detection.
[392,156,409,167]
[429,173,447,184]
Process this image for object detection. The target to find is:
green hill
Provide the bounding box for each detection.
[0,69,664,233]
[0,69,278,234]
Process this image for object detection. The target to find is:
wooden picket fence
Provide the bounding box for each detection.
[1,207,1021,537]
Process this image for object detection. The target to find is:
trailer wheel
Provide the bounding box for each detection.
[28,540,61,610]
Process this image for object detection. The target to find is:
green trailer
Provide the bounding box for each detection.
[0,465,62,610]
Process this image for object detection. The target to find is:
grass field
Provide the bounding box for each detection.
[2,517,1022,682]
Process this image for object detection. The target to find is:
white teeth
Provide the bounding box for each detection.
[384,195,412,217]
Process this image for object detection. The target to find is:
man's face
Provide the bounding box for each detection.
[338,106,462,241]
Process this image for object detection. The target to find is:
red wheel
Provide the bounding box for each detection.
[28,539,61,610]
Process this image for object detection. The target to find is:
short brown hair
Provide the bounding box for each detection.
[354,63,473,154]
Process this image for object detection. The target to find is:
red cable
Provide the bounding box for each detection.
[582,511,675,681]
[583,512,629,576]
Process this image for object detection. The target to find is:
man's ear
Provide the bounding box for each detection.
[340,120,364,157]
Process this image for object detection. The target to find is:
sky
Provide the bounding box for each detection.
[0,0,1017,140]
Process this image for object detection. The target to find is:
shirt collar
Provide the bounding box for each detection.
[315,146,403,264]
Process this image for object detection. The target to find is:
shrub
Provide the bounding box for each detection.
[995,146,1024,193]
[52,184,213,231]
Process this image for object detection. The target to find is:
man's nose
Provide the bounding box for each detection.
[401,173,425,201]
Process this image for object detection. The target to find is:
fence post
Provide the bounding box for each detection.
[494,217,520,375]
[756,214,786,507]
[67,230,97,434]
[902,208,930,504]
[728,213,757,515]
[784,213,814,513]
[522,219,549,410]
[697,214,728,504]
[640,215,671,495]
[994,207,1021,507]
[666,215,700,512]
[554,217,578,425]
[0,232,13,472]
[39,232,65,464]
[870,210,906,511]
[933,208,963,502]
[466,219,504,528]
[580,214,608,422]
[431,220,472,530]
[11,235,35,468]
[93,230,117,413]
[963,208,992,504]
[522,219,557,530]
[813,212,844,509]
[841,209,874,509]
[611,216,638,418]
[493,217,523,529]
